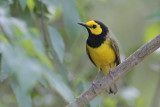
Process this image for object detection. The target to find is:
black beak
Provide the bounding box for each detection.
[78,22,88,27]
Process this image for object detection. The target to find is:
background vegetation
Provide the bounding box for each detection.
[0,0,160,107]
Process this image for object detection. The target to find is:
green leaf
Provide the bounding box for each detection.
[0,43,15,81]
[11,79,32,107]
[19,40,37,56]
[62,0,82,45]
[47,71,74,103]
[0,43,42,91]
[19,0,27,11]
[134,96,144,107]
[16,58,42,92]
[1,57,11,81]
[39,74,49,89]
[48,26,65,62]
[0,11,30,41]
[45,26,68,83]
[37,53,53,69]
[40,0,61,9]
[104,97,117,107]
[74,0,86,21]
[12,18,30,36]
[0,44,33,107]
[0,15,14,39]
[144,22,160,42]
[27,0,35,11]
[0,33,8,43]
[0,0,12,7]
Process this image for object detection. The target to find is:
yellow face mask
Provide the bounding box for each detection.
[86,20,102,35]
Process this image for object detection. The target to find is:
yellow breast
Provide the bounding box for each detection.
[87,39,116,74]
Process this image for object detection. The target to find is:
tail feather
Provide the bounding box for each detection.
[105,83,118,94]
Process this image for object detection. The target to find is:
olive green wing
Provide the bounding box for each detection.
[86,46,96,66]
[109,36,121,65]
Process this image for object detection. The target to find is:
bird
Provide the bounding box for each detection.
[78,20,121,94]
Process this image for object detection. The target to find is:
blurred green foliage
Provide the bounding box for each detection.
[0,0,160,107]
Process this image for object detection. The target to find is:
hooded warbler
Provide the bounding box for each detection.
[78,20,121,94]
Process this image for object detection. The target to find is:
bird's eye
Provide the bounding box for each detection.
[92,25,97,29]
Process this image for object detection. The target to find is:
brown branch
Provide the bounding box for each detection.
[0,25,12,44]
[0,53,1,73]
[66,34,160,107]
[40,2,69,83]
[41,2,49,49]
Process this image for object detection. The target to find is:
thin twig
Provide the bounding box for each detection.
[66,34,160,107]
[0,53,1,73]
[41,2,49,49]
[0,26,12,44]
[40,2,69,83]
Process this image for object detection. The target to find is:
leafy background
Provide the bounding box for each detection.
[0,0,160,107]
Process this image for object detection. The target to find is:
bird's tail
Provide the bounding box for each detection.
[105,83,118,94]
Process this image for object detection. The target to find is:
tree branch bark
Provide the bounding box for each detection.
[66,34,160,107]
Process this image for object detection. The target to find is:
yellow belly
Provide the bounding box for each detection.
[87,40,116,75]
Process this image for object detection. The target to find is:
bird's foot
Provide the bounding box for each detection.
[92,81,97,94]
[109,68,114,79]
[105,68,118,94]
